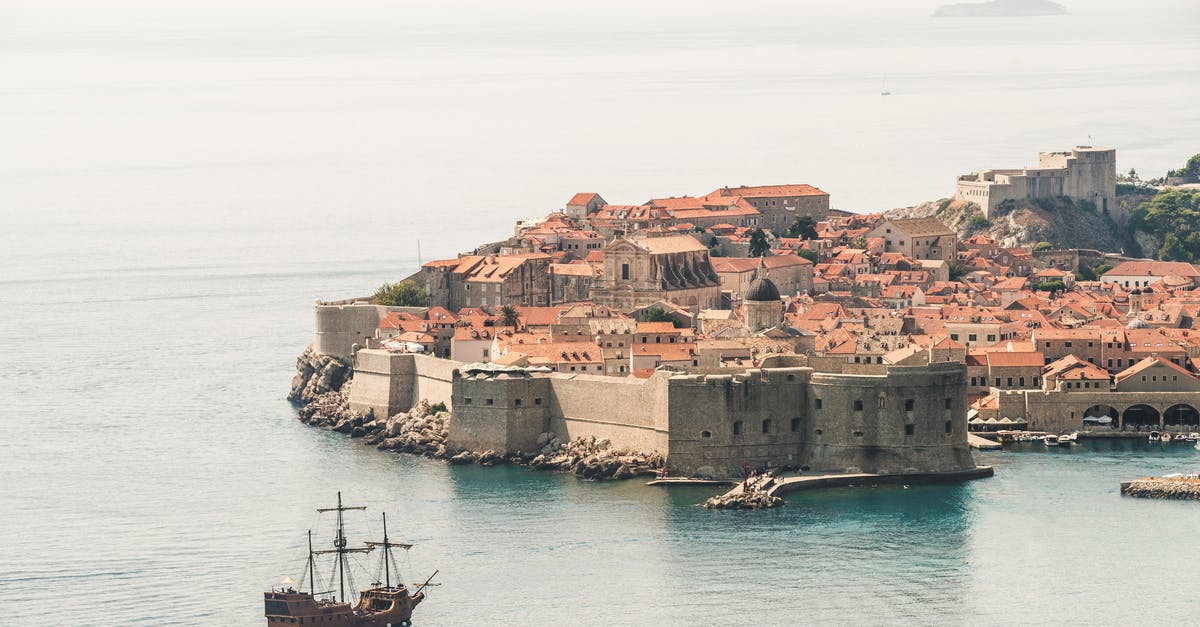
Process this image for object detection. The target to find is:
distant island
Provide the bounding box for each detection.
[933,0,1068,17]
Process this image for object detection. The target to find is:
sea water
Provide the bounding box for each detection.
[2,1,1199,624]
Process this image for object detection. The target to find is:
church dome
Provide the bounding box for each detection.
[745,276,781,302]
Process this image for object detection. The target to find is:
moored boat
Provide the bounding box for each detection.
[1057,434,1073,447]
[265,493,437,627]
[1044,435,1059,447]
[1149,431,1161,442]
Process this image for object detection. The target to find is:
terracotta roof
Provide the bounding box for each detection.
[1114,355,1196,384]
[879,217,956,237]
[707,184,828,198]
[628,235,707,254]
[568,192,599,206]
[1105,261,1200,278]
[985,351,1045,368]
[549,263,594,277]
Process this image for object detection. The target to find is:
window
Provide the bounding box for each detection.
[1033,377,1039,386]
[815,398,822,409]
[514,399,522,407]
[535,398,543,405]
[945,420,953,434]
[621,263,630,280]
[464,398,472,404]
[905,399,915,411]
[815,429,823,435]
[1007,377,1013,387]
[853,430,864,437]
[951,334,959,341]
[968,334,977,342]
[762,419,773,434]
[791,418,801,432]
[994,377,1001,386]
[485,398,493,405]
[733,421,744,435]
[701,430,712,438]
[905,424,915,436]
[878,396,886,409]
[1065,341,1073,348]
[786,374,796,382]
[944,398,952,409]
[853,400,864,411]
[987,335,996,342]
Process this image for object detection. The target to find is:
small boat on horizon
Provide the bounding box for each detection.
[264,492,438,627]
[1044,434,1059,447]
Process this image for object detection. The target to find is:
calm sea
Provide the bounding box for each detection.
[2,1,1199,624]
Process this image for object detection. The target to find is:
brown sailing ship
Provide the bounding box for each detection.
[265,492,437,627]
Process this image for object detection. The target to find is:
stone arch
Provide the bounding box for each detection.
[1122,404,1160,429]
[1082,404,1118,429]
[1163,404,1199,427]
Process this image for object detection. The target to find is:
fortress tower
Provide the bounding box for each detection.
[954,146,1117,219]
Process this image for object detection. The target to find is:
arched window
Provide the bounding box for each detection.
[701,430,712,438]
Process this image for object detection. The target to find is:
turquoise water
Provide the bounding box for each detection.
[3,1,1200,624]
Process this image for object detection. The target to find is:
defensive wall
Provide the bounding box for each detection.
[348,350,457,418]
[448,360,975,478]
[343,350,977,478]
[314,300,428,360]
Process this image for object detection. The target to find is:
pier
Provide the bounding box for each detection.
[707,465,995,508]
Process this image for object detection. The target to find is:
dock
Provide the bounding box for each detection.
[645,477,735,487]
[968,433,1001,450]
[721,465,995,499]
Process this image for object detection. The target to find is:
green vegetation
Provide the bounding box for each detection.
[644,307,684,328]
[1032,280,1066,292]
[967,215,991,232]
[1033,241,1052,252]
[373,279,428,307]
[948,262,966,280]
[707,235,723,257]
[428,402,448,414]
[1128,188,1200,262]
[796,249,817,262]
[786,216,818,240]
[850,236,868,250]
[936,198,953,213]
[1167,153,1200,182]
[748,228,771,257]
[498,304,521,329]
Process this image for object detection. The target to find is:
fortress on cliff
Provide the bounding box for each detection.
[315,301,979,478]
[954,146,1117,218]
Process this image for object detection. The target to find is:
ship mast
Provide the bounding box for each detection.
[307,530,315,597]
[315,491,369,603]
[366,511,413,590]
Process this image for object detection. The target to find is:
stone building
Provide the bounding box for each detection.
[422,253,553,311]
[865,218,958,262]
[711,254,814,300]
[743,276,783,332]
[588,235,721,312]
[954,146,1117,218]
[704,184,830,233]
[564,192,606,220]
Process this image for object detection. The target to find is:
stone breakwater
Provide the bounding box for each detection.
[289,348,663,480]
[703,492,783,510]
[1120,477,1200,500]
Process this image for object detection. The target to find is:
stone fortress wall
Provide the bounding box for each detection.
[343,346,975,478]
[314,300,427,359]
[954,146,1117,219]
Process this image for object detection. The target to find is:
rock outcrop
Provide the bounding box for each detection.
[703,491,783,510]
[1120,477,1200,500]
[289,345,351,404]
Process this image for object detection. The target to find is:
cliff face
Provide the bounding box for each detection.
[884,195,1152,253]
[288,346,351,404]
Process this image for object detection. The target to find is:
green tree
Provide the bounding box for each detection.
[948,262,966,280]
[1168,153,1200,182]
[373,279,428,307]
[786,216,819,240]
[851,236,868,250]
[1033,241,1053,252]
[796,248,817,262]
[498,304,521,329]
[748,228,771,257]
[1032,280,1066,292]
[1130,188,1200,261]
[645,307,675,325]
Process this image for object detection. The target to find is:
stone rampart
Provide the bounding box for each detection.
[314,302,429,359]
[348,350,456,418]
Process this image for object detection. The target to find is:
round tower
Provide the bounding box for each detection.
[744,275,783,332]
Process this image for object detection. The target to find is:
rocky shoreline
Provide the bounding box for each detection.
[703,492,783,510]
[1120,477,1200,500]
[289,347,665,481]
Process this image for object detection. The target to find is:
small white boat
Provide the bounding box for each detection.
[1057,435,1073,447]
[1065,432,1078,441]
[1149,431,1161,442]
[1044,435,1060,447]
[1173,433,1189,443]
[1187,433,1200,442]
